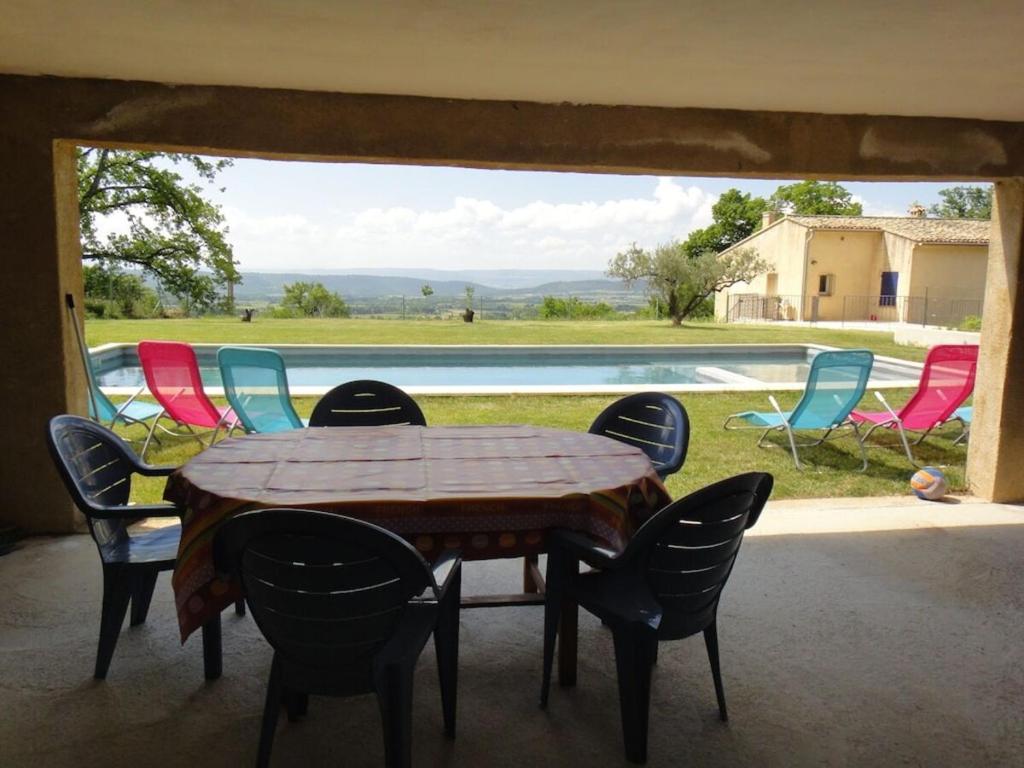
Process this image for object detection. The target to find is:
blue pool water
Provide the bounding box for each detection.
[93,345,921,390]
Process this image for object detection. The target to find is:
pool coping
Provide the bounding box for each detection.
[90,342,925,397]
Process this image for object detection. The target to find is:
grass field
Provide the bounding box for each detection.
[91,317,963,505]
[86,317,928,362]
[122,389,967,507]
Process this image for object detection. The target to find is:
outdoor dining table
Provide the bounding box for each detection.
[164,424,671,680]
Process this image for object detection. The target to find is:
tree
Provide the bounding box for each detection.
[682,189,768,258]
[77,148,240,312]
[280,281,350,318]
[82,263,159,317]
[609,242,767,325]
[929,185,993,219]
[769,180,863,215]
[421,284,434,297]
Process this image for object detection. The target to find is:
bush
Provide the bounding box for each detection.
[959,315,982,331]
[539,296,619,320]
[84,298,112,319]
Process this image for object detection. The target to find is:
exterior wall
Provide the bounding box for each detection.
[803,230,880,320]
[715,220,808,320]
[907,244,988,300]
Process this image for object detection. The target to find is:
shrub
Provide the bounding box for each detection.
[539,296,619,320]
[959,315,982,331]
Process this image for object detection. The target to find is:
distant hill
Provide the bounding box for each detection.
[232,271,644,302]
[262,268,608,290]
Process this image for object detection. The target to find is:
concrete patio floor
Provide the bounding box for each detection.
[1,497,1022,767]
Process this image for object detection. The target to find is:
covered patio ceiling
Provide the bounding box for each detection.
[3,0,1024,121]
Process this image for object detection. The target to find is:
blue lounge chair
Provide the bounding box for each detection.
[723,349,874,470]
[217,346,305,434]
[952,406,972,445]
[84,350,164,431]
[64,292,163,433]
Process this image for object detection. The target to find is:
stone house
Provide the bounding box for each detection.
[715,213,990,326]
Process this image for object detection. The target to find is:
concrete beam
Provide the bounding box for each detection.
[967,179,1024,501]
[3,74,1024,180]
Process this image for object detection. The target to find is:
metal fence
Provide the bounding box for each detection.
[727,294,814,322]
[726,293,983,328]
[841,295,983,328]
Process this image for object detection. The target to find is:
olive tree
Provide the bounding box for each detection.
[609,242,767,325]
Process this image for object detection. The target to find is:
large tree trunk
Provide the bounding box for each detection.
[668,290,682,325]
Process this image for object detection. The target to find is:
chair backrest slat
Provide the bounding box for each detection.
[243,560,407,620]
[138,340,223,428]
[217,346,303,433]
[244,546,402,592]
[657,511,750,547]
[589,393,689,479]
[309,380,426,428]
[650,535,744,571]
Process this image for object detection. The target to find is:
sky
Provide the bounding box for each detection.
[181,158,961,273]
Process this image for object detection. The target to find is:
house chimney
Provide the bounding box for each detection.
[762,210,781,228]
[908,202,927,218]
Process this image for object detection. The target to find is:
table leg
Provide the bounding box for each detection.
[202,613,222,681]
[523,555,541,593]
[557,594,578,687]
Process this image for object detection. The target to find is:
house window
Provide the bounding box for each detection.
[817,274,834,296]
[880,271,898,306]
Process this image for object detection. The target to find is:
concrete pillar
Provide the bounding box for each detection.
[0,139,86,532]
[967,179,1024,502]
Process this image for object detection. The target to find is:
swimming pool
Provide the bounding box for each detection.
[91,344,924,395]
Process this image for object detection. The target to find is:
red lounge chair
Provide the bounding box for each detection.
[851,344,978,467]
[137,340,237,459]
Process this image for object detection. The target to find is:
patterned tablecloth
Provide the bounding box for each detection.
[165,425,671,641]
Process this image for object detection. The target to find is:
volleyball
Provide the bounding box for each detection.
[910,466,947,500]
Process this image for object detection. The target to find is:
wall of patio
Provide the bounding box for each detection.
[1,74,1023,531]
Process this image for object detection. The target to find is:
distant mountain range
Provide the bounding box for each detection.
[249,268,608,290]
[232,270,644,301]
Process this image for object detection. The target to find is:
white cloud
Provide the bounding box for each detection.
[227,178,718,271]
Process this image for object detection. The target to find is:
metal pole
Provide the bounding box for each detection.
[65,294,101,421]
[402,295,406,320]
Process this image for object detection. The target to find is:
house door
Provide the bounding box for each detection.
[879,271,898,307]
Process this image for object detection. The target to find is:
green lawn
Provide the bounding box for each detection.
[123,390,967,507]
[93,317,960,505]
[86,317,927,362]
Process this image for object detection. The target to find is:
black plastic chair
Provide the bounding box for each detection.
[308,379,427,427]
[214,508,462,768]
[45,415,185,677]
[540,472,774,764]
[589,393,690,479]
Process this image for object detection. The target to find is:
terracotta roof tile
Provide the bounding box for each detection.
[785,215,990,245]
